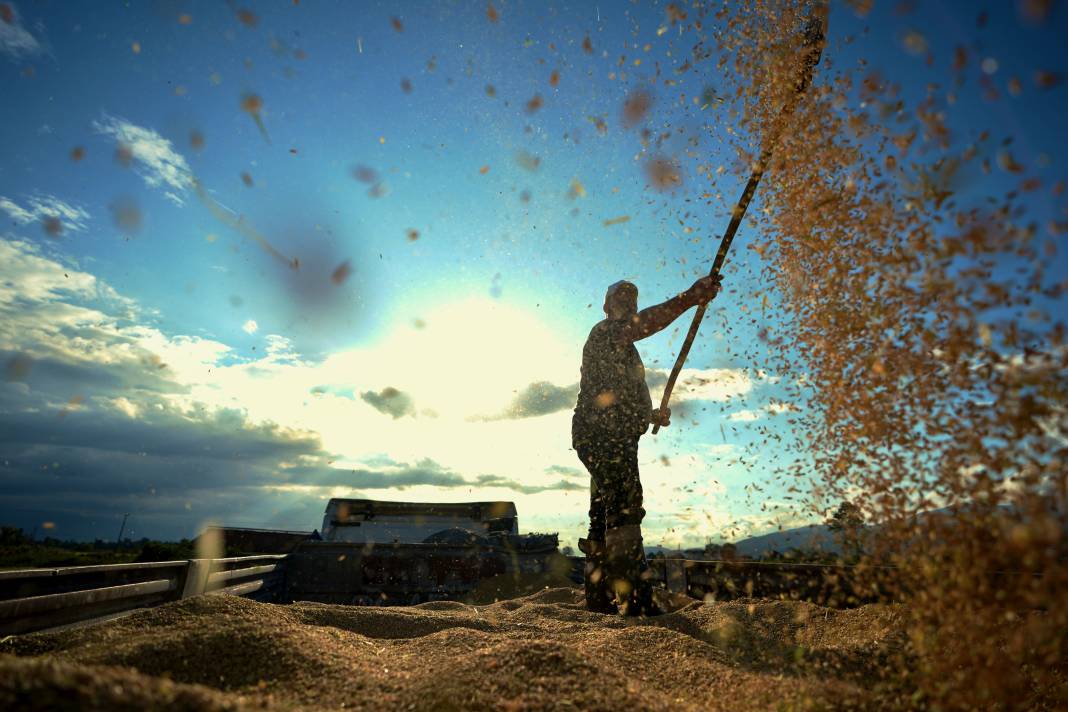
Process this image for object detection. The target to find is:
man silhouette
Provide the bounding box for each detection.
[573,274,721,614]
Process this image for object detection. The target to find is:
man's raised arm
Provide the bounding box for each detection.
[623,275,721,342]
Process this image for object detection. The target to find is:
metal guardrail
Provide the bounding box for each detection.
[13,552,1038,636]
[0,555,287,636]
[647,558,895,607]
[0,555,884,636]
[648,557,1048,608]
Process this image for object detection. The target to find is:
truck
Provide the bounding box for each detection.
[232,498,574,605]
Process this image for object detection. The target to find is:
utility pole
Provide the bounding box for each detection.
[117,513,130,545]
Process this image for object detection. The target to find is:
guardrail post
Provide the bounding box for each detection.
[181,559,211,598]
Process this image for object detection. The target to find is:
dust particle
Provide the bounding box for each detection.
[645,156,683,190]
[1034,71,1061,89]
[114,144,134,168]
[622,90,652,127]
[241,93,263,114]
[42,216,62,237]
[331,260,353,285]
[4,354,32,382]
[352,165,378,184]
[110,197,142,234]
[515,151,540,171]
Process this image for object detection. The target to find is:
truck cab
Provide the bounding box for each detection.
[320,498,519,544]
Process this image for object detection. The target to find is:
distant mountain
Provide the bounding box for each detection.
[646,505,1068,560]
[733,524,842,557]
[644,544,700,557]
[646,523,844,559]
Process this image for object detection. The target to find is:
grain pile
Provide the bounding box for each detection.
[0,589,905,711]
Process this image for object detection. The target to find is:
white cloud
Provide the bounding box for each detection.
[0,238,99,305]
[725,402,797,422]
[701,443,736,458]
[92,114,194,205]
[0,197,33,223]
[0,194,90,232]
[648,366,753,404]
[242,319,259,334]
[0,3,43,60]
[0,238,219,380]
[1,238,776,547]
[752,368,781,384]
[0,243,580,496]
[110,397,140,419]
[262,334,300,362]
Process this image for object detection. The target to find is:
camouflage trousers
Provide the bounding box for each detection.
[575,437,656,615]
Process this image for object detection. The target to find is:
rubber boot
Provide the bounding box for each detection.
[604,524,661,617]
[633,564,660,617]
[578,537,617,614]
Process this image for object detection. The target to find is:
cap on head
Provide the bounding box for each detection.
[604,280,638,319]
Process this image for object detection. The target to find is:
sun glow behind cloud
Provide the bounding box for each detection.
[167,298,596,516]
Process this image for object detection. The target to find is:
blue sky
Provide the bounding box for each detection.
[1,1,1065,546]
